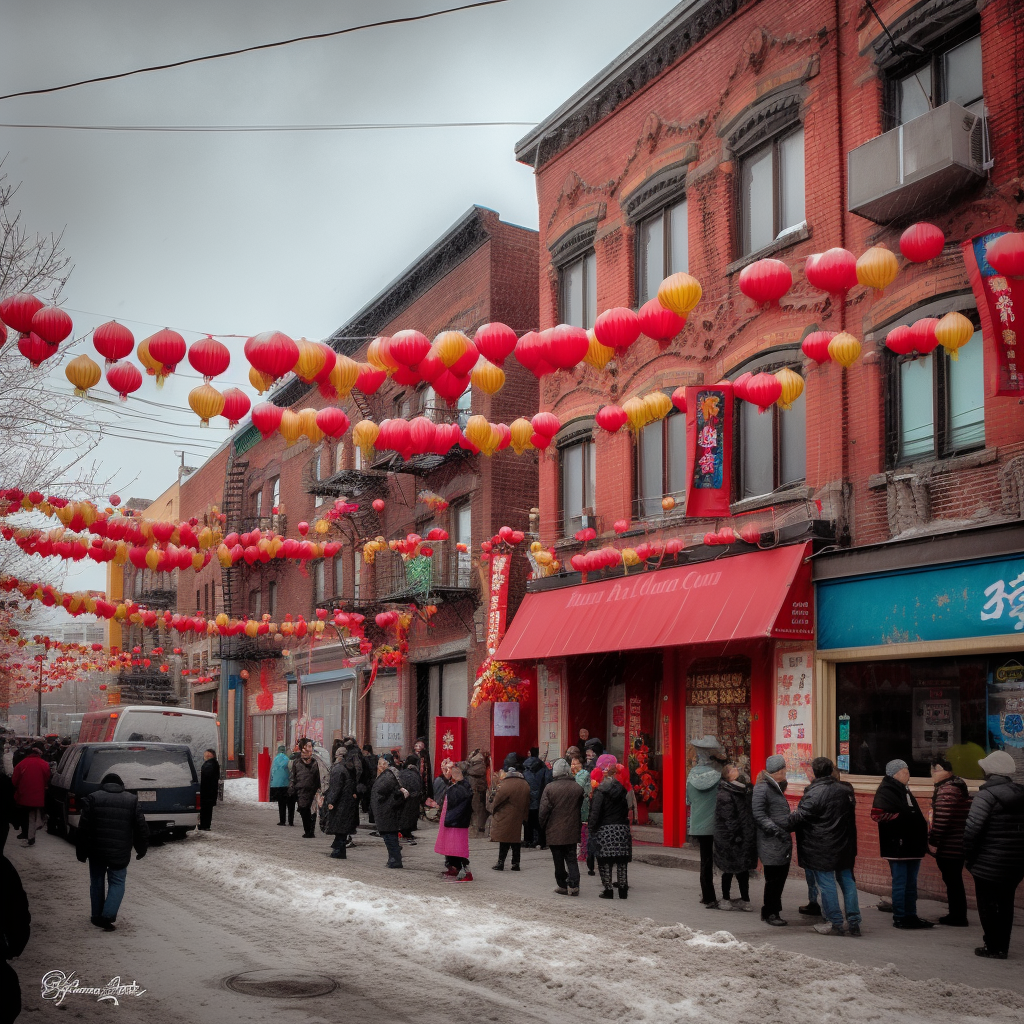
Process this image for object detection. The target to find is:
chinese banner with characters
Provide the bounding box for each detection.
[685,384,733,518]
[962,226,1024,396]
[537,661,565,763]
[486,553,511,655]
[434,716,466,766]
[774,647,814,783]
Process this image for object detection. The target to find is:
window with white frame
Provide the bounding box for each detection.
[637,199,688,304]
[559,251,597,330]
[560,437,596,535]
[740,126,805,256]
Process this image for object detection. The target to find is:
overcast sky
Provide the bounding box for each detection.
[1,0,678,595]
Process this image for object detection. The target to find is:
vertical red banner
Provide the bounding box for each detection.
[486,552,511,655]
[435,715,467,768]
[961,226,1024,396]
[684,383,733,518]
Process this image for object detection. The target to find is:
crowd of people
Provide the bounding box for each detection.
[685,736,1024,960]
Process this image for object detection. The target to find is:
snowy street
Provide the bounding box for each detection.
[5,782,1023,1024]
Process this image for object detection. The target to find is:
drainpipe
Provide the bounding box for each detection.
[834,0,851,531]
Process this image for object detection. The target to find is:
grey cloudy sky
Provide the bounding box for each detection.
[1,0,677,593]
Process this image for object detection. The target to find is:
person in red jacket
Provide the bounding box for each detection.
[11,746,51,846]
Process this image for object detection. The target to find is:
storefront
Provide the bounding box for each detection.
[496,541,815,844]
[297,667,356,749]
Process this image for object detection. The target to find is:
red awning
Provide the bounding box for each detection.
[495,542,813,660]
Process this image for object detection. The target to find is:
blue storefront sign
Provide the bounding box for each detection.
[817,554,1024,650]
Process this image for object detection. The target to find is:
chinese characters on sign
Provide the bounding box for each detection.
[982,571,1024,630]
[486,553,511,655]
[537,661,565,762]
[774,648,814,783]
[685,384,733,517]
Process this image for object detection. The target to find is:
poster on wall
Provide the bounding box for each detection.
[774,647,814,783]
[684,384,733,517]
[486,553,511,655]
[493,701,520,737]
[912,686,960,762]
[537,661,565,763]
[309,717,324,748]
[376,722,403,748]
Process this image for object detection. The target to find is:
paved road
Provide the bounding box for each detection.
[5,796,1022,1024]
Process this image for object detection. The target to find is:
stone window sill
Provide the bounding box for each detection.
[868,447,997,489]
[725,222,812,276]
[729,484,814,515]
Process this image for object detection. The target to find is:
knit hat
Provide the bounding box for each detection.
[885,759,909,777]
[552,758,571,779]
[503,752,520,770]
[978,750,1016,777]
[765,754,787,773]
[595,753,617,772]
[277,744,286,753]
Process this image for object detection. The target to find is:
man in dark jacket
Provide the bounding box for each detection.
[360,744,375,819]
[341,737,367,828]
[413,738,432,814]
[522,749,552,848]
[398,756,423,843]
[75,774,148,930]
[751,754,792,925]
[928,755,972,927]
[289,739,322,838]
[322,746,360,859]
[785,757,860,936]
[538,758,584,896]
[963,749,1024,959]
[871,758,932,929]
[199,749,220,831]
[1,852,30,1024]
[370,754,408,868]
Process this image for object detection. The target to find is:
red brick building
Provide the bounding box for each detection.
[495,0,1024,904]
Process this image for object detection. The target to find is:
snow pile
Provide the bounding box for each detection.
[220,776,270,806]
[158,840,1022,1024]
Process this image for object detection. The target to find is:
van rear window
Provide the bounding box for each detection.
[85,749,194,788]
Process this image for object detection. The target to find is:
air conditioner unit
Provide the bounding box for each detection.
[848,102,987,224]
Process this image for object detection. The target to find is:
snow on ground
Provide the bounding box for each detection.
[219,775,266,805]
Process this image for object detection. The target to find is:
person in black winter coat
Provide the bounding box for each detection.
[587,764,632,899]
[413,738,432,813]
[370,754,408,868]
[963,749,1024,959]
[199,750,220,831]
[75,774,148,930]
[871,759,932,929]
[712,766,757,911]
[751,755,793,925]
[522,749,552,848]
[399,756,424,842]
[1,852,30,1024]
[322,747,360,859]
[360,744,376,818]
[290,740,323,838]
[928,755,972,927]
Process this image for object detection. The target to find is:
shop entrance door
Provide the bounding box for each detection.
[686,657,752,776]
[607,683,626,762]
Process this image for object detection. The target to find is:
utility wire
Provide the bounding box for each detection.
[0,121,535,133]
[0,1,510,102]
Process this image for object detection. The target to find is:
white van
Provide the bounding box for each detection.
[78,706,220,771]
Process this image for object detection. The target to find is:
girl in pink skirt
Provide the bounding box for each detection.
[435,761,474,881]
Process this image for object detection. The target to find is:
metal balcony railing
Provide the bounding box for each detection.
[137,587,178,610]
[116,671,179,705]
[370,550,477,605]
[218,632,283,662]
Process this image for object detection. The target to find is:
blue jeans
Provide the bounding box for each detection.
[888,859,920,920]
[805,869,818,903]
[89,860,127,921]
[812,869,861,929]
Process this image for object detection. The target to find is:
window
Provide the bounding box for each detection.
[333,553,343,596]
[559,251,597,329]
[737,367,806,499]
[894,32,982,124]
[253,489,262,518]
[268,581,278,618]
[268,476,280,511]
[353,557,361,602]
[203,583,209,613]
[637,199,688,304]
[456,385,472,428]
[313,560,325,603]
[889,322,984,464]
[195,588,200,610]
[635,412,686,518]
[456,504,472,549]
[740,127,805,256]
[248,589,262,618]
[560,439,596,534]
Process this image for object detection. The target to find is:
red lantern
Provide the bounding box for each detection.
[732,371,753,400]
[220,388,251,427]
[595,405,628,433]
[297,521,309,537]
[248,330,299,380]
[637,298,686,347]
[671,387,687,413]
[313,343,337,390]
[539,325,587,370]
[92,321,134,364]
[745,371,783,413]
[30,305,73,344]
[18,333,59,367]
[593,307,641,354]
[885,325,916,355]
[315,406,350,439]
[804,249,858,295]
[251,402,283,438]
[738,258,792,307]
[899,222,944,263]
[0,293,43,333]
[987,232,1024,278]
[531,412,560,439]
[801,330,835,365]
[106,360,143,400]
[188,336,231,380]
[147,329,186,376]
[909,318,940,354]
[474,322,517,366]
[514,331,555,379]
[355,363,387,395]
[408,416,436,455]
[389,330,431,368]
[0,323,6,348]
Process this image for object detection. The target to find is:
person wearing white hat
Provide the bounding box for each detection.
[963,749,1024,959]
[687,736,726,907]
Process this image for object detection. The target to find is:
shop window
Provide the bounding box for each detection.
[835,654,1018,778]
[313,560,325,603]
[686,657,751,777]
[740,127,805,256]
[248,588,261,618]
[635,411,686,519]
[887,325,984,465]
[268,581,278,618]
[637,199,688,304]
[559,251,597,330]
[736,377,806,500]
[455,503,472,587]
[890,31,982,125]
[560,438,596,535]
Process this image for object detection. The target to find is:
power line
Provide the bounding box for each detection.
[0,1,511,103]
[0,121,535,134]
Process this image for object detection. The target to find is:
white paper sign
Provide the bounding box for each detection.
[376,722,404,747]
[493,701,520,737]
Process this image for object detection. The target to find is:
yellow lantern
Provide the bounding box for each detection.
[331,354,360,398]
[244,619,259,638]
[191,551,204,570]
[145,548,160,571]
[197,526,214,549]
[530,540,543,553]
[621,548,640,566]
[935,310,974,361]
[642,390,672,423]
[249,366,273,394]
[188,384,225,427]
[137,335,164,379]
[662,496,676,512]
[434,330,469,368]
[315,519,330,535]
[65,353,102,396]
[279,409,302,446]
[657,272,703,315]
[774,367,805,410]
[352,419,379,462]
[622,396,648,433]
[216,612,229,627]
[509,417,534,455]
[366,337,397,375]
[535,550,552,566]
[471,359,505,395]
[856,246,899,292]
[827,332,862,368]
[583,329,615,370]
[464,414,492,450]
[298,407,323,444]
[294,338,326,384]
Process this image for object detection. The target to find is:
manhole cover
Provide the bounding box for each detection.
[225,970,338,999]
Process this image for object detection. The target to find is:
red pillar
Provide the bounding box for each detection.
[661,647,686,848]
[749,640,773,778]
